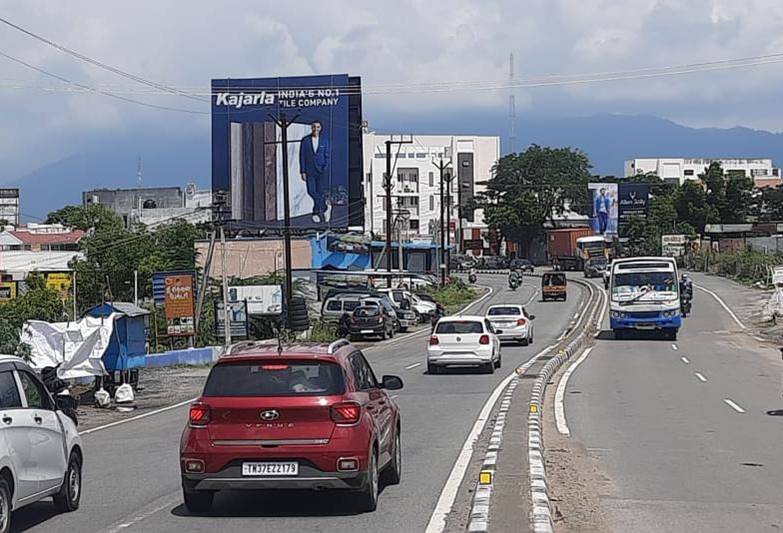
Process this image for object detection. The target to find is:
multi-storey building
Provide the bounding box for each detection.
[625,157,781,187]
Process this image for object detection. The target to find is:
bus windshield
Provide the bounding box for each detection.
[612,272,677,296]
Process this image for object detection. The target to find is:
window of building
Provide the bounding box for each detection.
[374,153,385,159]
[416,153,427,158]
[684,169,694,176]
[429,171,434,187]
[410,219,420,230]
[408,153,416,158]
[429,195,434,211]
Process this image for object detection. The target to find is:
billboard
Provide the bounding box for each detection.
[588,183,618,236]
[662,234,686,257]
[46,272,72,299]
[0,281,17,303]
[163,273,196,336]
[617,183,650,227]
[216,300,249,338]
[212,74,364,230]
[228,285,283,316]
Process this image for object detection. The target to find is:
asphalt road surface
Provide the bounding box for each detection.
[566,278,783,532]
[13,273,580,533]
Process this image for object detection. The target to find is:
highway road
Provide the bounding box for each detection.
[565,278,783,532]
[12,273,581,533]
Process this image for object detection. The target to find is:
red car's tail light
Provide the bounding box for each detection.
[261,364,289,371]
[429,335,439,345]
[517,318,527,326]
[330,401,361,424]
[189,403,211,427]
[479,334,490,345]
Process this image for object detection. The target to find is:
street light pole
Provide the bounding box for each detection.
[383,136,412,288]
[434,158,452,287]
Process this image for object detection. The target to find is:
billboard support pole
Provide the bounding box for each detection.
[195,229,216,337]
[220,225,232,348]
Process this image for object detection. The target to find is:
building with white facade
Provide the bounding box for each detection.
[362,132,500,254]
[625,158,781,186]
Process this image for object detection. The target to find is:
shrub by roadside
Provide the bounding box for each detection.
[424,279,481,313]
[685,250,781,287]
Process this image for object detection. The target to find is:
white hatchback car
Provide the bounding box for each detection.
[486,305,536,345]
[427,316,502,374]
[0,356,82,533]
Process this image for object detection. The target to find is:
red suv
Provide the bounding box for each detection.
[180,340,403,513]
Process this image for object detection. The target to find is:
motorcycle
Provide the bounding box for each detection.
[680,294,692,317]
[508,278,519,291]
[468,273,477,284]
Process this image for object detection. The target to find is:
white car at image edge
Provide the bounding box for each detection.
[427,316,502,374]
[0,356,83,533]
[485,305,536,345]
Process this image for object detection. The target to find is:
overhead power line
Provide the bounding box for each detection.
[0,15,207,102]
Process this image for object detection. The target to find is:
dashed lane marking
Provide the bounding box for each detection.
[405,362,422,370]
[681,356,690,364]
[694,372,708,383]
[723,398,746,413]
[671,344,678,351]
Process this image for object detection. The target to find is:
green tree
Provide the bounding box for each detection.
[759,185,783,221]
[697,162,753,224]
[478,145,593,256]
[46,204,123,231]
[0,275,65,357]
[675,180,712,233]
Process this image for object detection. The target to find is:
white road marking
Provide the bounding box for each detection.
[695,284,746,330]
[523,288,539,306]
[671,344,678,351]
[104,494,180,533]
[723,398,746,413]
[390,394,399,399]
[694,372,707,382]
[79,397,197,436]
[680,356,690,364]
[425,344,554,533]
[405,362,422,370]
[555,347,593,436]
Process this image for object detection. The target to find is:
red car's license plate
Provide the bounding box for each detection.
[242,462,298,476]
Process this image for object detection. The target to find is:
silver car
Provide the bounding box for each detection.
[485,305,536,345]
[0,356,83,533]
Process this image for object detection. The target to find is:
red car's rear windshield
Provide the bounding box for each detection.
[203,360,346,397]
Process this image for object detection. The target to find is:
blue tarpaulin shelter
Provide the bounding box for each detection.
[85,302,149,372]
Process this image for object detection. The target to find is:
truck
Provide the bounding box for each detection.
[547,228,593,271]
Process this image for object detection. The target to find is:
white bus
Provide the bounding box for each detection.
[608,257,682,340]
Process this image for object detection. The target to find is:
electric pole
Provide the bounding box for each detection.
[220,225,231,348]
[383,136,412,287]
[434,158,452,287]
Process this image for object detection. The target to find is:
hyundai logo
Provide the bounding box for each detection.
[260,410,280,421]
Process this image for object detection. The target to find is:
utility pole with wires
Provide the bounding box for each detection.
[383,136,412,288]
[434,157,452,287]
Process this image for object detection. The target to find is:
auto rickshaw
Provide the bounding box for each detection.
[542,272,567,301]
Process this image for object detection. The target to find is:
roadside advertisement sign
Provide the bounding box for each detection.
[164,274,196,336]
[45,272,72,298]
[215,300,249,338]
[211,74,364,230]
[228,285,283,316]
[617,184,650,226]
[0,281,17,303]
[662,234,686,257]
[588,183,618,236]
[463,239,483,251]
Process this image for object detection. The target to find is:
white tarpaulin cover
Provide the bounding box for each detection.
[22,314,118,379]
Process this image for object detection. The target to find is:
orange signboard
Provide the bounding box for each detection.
[164,275,194,319]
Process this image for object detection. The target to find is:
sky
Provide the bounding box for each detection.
[1,0,783,180]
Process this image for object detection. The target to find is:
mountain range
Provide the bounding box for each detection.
[5,113,783,221]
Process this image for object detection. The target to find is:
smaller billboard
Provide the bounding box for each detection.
[46,272,72,298]
[0,281,17,303]
[588,183,618,236]
[216,300,249,338]
[662,234,686,257]
[617,184,650,225]
[164,274,196,336]
[228,285,283,316]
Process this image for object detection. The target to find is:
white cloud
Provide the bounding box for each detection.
[1,0,783,178]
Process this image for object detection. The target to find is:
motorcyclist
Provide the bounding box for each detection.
[468,267,477,283]
[337,313,351,338]
[430,304,446,332]
[508,267,521,288]
[680,274,693,300]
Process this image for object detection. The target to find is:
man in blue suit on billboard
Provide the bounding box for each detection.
[594,187,611,235]
[299,120,331,224]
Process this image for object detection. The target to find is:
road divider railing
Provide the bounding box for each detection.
[526,277,603,533]
[461,275,602,533]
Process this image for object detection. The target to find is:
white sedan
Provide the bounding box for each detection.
[427,316,502,374]
[486,305,535,345]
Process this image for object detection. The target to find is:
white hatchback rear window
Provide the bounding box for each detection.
[436,321,484,334]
